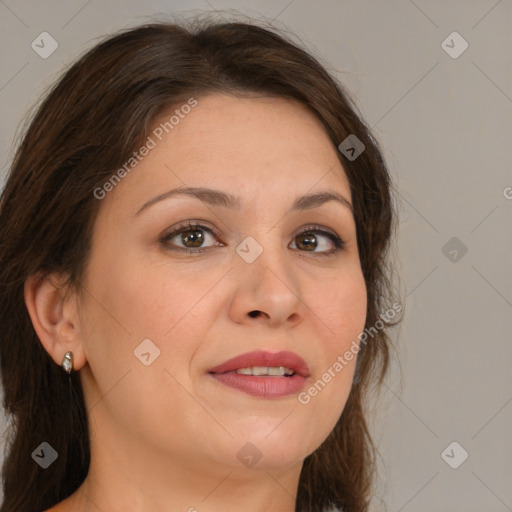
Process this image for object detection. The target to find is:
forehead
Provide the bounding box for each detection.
[103,93,351,213]
[157,93,341,163]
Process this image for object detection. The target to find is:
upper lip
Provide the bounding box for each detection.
[208,350,310,378]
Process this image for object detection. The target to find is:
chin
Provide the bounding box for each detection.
[212,423,320,472]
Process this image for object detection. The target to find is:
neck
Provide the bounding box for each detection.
[66,424,302,512]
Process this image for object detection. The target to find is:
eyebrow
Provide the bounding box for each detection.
[134,186,353,216]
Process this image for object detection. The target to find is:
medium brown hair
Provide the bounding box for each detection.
[0,16,400,512]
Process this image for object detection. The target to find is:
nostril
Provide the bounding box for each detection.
[248,310,260,318]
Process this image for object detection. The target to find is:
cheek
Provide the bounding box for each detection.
[324,270,367,389]
[78,253,213,439]
[314,268,367,350]
[296,269,366,439]
[83,254,221,388]
[86,250,201,338]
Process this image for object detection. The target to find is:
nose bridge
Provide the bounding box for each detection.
[231,227,304,326]
[236,225,290,283]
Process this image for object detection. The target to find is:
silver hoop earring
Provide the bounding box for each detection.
[61,351,73,374]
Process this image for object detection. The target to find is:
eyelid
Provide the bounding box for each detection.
[160,220,222,241]
[293,223,339,240]
[161,221,340,240]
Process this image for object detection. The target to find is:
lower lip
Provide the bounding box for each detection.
[210,372,307,398]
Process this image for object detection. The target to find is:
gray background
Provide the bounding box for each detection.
[1,1,511,511]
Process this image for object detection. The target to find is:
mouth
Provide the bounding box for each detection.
[207,350,310,399]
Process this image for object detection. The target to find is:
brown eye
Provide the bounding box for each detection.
[295,232,318,251]
[160,221,344,257]
[289,226,345,256]
[179,228,204,248]
[161,222,222,253]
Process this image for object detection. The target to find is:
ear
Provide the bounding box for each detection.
[24,271,87,372]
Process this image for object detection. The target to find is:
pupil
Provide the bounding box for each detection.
[297,233,317,251]
[182,229,204,247]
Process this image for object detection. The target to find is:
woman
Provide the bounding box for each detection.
[0,17,400,512]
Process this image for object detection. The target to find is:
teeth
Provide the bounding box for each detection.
[235,366,295,376]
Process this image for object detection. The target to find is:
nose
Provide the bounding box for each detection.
[228,244,305,329]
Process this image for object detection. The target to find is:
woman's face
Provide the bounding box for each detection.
[77,93,367,476]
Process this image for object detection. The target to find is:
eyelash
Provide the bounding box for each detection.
[160,221,345,257]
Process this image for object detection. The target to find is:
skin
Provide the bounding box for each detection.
[25,93,367,512]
